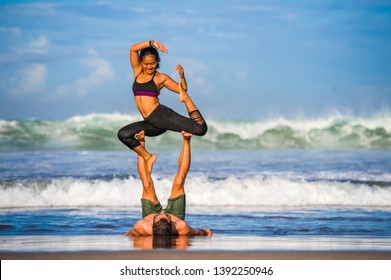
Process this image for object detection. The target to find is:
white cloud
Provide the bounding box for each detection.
[177,58,215,97]
[29,35,49,54]
[178,59,207,88]
[129,6,148,13]
[232,4,273,13]
[97,0,112,5]
[13,2,60,16]
[0,26,22,36]
[55,50,115,99]
[87,48,98,56]
[8,64,48,96]
[280,12,298,24]
[235,71,248,81]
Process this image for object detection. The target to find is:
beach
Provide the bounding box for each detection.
[2,250,391,260]
[1,114,391,262]
[1,2,390,279]
[1,231,391,260]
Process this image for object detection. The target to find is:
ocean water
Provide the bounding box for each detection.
[1,113,391,252]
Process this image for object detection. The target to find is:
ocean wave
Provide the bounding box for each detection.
[0,113,390,151]
[1,175,390,208]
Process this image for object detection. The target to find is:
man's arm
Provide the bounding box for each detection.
[124,228,140,236]
[175,219,212,236]
[124,220,152,236]
[187,228,213,236]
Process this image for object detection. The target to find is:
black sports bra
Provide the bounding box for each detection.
[132,72,159,98]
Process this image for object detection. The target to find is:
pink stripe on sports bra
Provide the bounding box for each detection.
[134,91,158,98]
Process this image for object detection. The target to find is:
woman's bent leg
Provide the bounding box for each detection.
[117,121,145,150]
[117,120,167,149]
[145,105,207,136]
[117,120,166,174]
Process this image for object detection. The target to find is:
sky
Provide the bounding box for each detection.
[0,0,390,120]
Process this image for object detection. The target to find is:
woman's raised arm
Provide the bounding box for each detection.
[129,40,168,71]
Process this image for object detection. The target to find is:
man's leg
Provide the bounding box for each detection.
[135,131,161,217]
[164,131,192,220]
[170,131,192,199]
[135,131,159,203]
[165,131,193,220]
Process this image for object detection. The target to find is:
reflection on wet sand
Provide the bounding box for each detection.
[130,236,196,250]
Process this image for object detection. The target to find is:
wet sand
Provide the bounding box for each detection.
[1,250,391,260]
[1,235,390,260]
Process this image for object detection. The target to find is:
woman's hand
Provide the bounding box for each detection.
[176,64,185,78]
[176,64,188,91]
[151,40,168,54]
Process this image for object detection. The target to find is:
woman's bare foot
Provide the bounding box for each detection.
[178,84,189,103]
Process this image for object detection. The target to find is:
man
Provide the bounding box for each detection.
[125,130,212,237]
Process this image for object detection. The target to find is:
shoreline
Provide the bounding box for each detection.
[1,250,391,260]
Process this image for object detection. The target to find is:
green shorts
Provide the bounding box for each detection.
[141,194,186,220]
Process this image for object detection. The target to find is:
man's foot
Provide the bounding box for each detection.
[145,154,157,175]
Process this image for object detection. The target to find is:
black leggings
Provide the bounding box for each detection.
[117,105,207,150]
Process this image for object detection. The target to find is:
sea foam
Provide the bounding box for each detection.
[1,175,390,208]
[1,113,390,151]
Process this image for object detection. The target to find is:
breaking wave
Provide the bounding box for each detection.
[1,175,390,208]
[0,112,390,151]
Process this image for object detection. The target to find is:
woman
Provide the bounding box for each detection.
[117,40,207,174]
